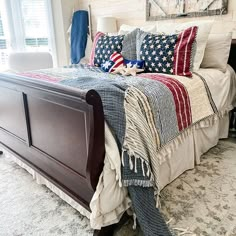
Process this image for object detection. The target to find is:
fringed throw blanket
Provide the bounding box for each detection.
[19,64,217,235]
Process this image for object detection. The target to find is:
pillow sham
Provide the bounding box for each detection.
[137,26,198,77]
[89,32,124,67]
[201,33,232,73]
[155,21,213,71]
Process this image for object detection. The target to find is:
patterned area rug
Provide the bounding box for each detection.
[161,139,236,236]
[0,139,236,236]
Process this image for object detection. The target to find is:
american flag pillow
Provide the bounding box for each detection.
[101,52,124,72]
[89,32,124,67]
[137,26,198,77]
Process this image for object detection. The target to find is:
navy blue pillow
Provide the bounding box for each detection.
[94,35,124,67]
[124,59,145,69]
[137,27,198,76]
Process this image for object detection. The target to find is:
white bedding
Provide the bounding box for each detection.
[90,65,236,229]
[7,65,236,230]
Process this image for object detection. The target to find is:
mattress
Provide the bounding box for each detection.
[5,65,236,230]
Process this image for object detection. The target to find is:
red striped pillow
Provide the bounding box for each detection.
[138,26,198,77]
[89,32,105,66]
[173,26,198,77]
[109,52,124,71]
[101,52,124,72]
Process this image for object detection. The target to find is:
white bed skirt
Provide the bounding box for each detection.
[5,152,91,218]
[159,112,229,191]
[2,111,230,229]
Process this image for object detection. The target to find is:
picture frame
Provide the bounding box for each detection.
[146,0,228,21]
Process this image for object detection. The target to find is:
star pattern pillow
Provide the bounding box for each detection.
[89,32,124,67]
[124,59,145,69]
[137,26,198,77]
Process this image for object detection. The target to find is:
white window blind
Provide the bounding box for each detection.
[0,0,56,70]
[21,0,50,51]
[0,0,10,69]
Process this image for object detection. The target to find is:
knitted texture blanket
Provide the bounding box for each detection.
[19,64,217,235]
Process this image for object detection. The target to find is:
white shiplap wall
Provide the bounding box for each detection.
[78,0,236,38]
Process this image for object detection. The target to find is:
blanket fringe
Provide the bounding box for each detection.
[167,218,197,235]
[122,86,159,187]
[123,179,154,188]
[173,227,196,236]
[132,213,137,230]
[122,149,155,179]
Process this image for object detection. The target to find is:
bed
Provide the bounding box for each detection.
[0,30,236,235]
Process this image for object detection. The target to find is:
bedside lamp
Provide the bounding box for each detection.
[97,16,117,34]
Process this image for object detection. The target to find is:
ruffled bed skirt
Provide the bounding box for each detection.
[158,108,231,193]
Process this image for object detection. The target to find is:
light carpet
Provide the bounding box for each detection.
[0,139,236,236]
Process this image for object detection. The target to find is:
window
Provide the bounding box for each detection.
[0,1,10,69]
[0,0,56,70]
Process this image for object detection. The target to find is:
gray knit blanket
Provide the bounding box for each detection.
[18,64,217,235]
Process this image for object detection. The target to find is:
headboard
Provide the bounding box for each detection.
[228,39,236,72]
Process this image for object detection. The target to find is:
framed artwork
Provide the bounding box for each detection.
[146,0,228,21]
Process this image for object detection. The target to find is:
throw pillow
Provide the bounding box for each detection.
[89,32,124,67]
[101,52,124,72]
[121,28,139,60]
[201,33,232,73]
[137,26,198,77]
[124,59,145,69]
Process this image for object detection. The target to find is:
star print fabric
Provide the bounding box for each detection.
[138,26,198,77]
[140,34,177,74]
[124,59,145,69]
[93,34,124,67]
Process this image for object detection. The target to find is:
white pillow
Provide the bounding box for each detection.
[118,24,156,35]
[155,21,213,71]
[201,33,232,73]
[155,22,178,34]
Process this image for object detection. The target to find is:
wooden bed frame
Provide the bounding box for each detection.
[0,40,236,235]
[0,77,108,235]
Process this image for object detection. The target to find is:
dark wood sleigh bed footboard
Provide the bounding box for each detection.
[0,74,105,211]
